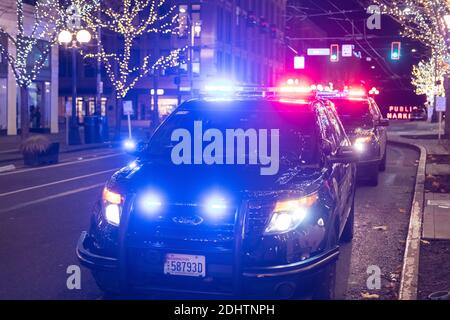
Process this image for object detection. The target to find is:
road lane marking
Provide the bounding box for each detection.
[0,152,124,176]
[0,183,105,213]
[0,168,119,197]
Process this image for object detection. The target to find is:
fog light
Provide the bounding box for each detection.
[204,195,228,217]
[138,192,163,215]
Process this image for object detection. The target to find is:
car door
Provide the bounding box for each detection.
[316,104,345,227]
[369,98,387,157]
[324,106,355,232]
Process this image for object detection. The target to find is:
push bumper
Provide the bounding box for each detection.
[76,231,118,271]
[242,247,339,278]
[77,231,339,296]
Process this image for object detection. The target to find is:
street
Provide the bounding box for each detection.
[0,144,418,300]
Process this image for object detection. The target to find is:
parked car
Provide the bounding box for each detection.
[318,92,389,186]
[77,95,358,299]
[410,106,428,121]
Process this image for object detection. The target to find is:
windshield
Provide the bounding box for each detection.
[146,100,321,166]
[332,99,373,128]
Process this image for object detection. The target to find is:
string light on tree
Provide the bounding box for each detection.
[0,0,67,138]
[80,0,183,99]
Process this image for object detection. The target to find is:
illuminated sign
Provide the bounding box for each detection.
[307,48,330,56]
[386,106,416,120]
[294,56,305,69]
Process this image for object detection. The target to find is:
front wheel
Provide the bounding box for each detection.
[379,149,387,172]
[367,164,379,186]
[340,196,355,243]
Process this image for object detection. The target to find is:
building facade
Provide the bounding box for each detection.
[58,0,287,127]
[0,0,59,136]
[134,0,288,120]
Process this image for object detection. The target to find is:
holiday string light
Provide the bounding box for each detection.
[0,0,66,88]
[412,59,446,104]
[79,0,182,98]
[376,0,450,92]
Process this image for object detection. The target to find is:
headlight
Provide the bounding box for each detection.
[265,193,318,234]
[102,187,123,226]
[353,136,372,153]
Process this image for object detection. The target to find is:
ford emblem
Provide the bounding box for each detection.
[172,215,204,226]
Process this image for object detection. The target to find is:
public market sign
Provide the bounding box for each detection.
[386,106,416,120]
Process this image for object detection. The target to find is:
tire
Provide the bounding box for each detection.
[340,195,355,243]
[367,165,379,186]
[312,262,337,300]
[379,148,387,172]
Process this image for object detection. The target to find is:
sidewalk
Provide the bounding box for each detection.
[388,121,450,240]
[388,121,450,239]
[388,120,450,300]
[0,120,151,164]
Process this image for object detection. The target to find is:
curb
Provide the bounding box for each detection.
[388,137,426,300]
[0,164,16,173]
[0,142,120,164]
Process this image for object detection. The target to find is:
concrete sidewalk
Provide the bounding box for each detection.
[388,121,450,240]
[0,121,151,164]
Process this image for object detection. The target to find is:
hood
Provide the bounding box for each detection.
[107,159,324,202]
[345,126,375,139]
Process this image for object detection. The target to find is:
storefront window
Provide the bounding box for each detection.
[158,98,178,119]
[101,97,107,116]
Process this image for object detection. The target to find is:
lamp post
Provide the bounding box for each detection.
[58,29,92,145]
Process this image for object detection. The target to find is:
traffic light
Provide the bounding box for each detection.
[330,44,339,62]
[391,42,401,60]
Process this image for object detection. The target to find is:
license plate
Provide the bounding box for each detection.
[164,253,206,277]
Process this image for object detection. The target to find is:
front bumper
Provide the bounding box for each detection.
[76,231,339,297]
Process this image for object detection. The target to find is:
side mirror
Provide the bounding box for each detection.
[377,119,389,127]
[328,145,359,164]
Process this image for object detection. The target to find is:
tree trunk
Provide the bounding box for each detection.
[20,86,29,140]
[150,75,159,133]
[445,76,450,136]
[114,96,122,141]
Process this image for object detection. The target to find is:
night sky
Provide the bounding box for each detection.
[286,0,428,109]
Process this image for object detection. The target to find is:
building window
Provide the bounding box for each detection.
[178,5,189,37]
[217,7,223,42]
[193,48,200,76]
[217,51,223,72]
[225,11,232,44]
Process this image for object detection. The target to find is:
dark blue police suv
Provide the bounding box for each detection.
[77,95,358,299]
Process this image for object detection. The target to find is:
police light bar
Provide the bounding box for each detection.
[347,89,366,97]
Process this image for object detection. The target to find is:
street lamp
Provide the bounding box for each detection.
[58,29,91,145]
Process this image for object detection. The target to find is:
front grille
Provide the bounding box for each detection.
[245,202,273,236]
[128,203,237,251]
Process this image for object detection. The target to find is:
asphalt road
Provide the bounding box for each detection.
[0,145,418,300]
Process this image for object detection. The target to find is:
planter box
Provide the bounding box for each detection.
[23,142,60,166]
